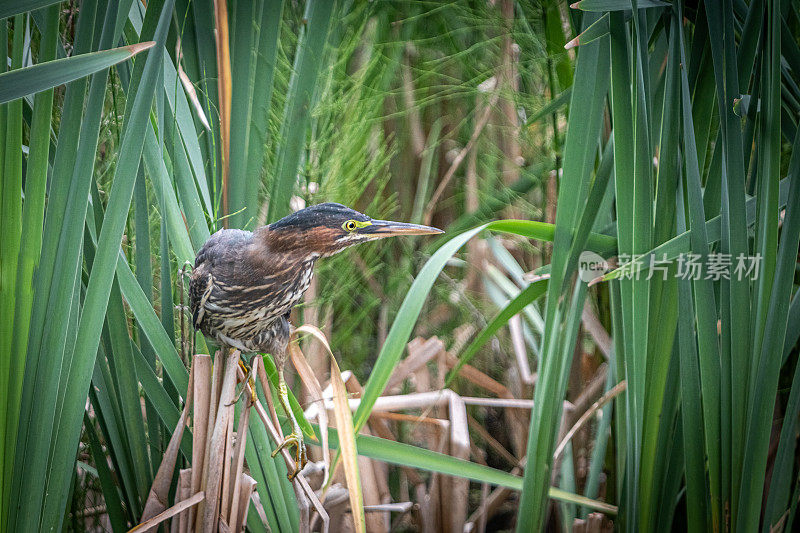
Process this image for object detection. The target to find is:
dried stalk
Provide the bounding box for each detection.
[248,371,330,533]
[140,364,195,525]
[174,37,211,130]
[553,380,627,461]
[188,354,212,529]
[213,0,231,220]
[422,88,500,225]
[176,469,191,533]
[228,357,256,531]
[467,413,519,467]
[508,315,536,385]
[200,350,240,532]
[130,492,205,533]
[581,302,613,358]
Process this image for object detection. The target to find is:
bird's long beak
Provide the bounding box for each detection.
[362,220,444,238]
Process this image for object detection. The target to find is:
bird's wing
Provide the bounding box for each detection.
[189,266,212,329]
[190,229,253,329]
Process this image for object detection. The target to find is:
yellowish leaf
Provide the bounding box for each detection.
[330,357,365,533]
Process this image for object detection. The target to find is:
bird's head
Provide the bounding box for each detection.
[266,202,443,257]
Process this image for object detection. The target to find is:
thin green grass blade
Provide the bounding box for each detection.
[582,362,616,517]
[130,343,193,460]
[677,9,723,526]
[675,207,711,530]
[83,412,128,532]
[445,279,548,385]
[83,159,148,520]
[243,0,284,224]
[117,256,189,393]
[639,15,680,529]
[91,352,140,520]
[266,0,335,221]
[525,87,572,127]
[160,50,213,216]
[490,219,617,255]
[161,116,211,251]
[749,0,781,408]
[244,423,293,532]
[629,6,656,527]
[227,0,258,229]
[250,372,298,531]
[542,0,573,90]
[517,12,611,527]
[782,291,800,365]
[143,123,197,262]
[607,10,641,527]
[654,408,684,531]
[187,0,220,203]
[520,281,591,530]
[105,279,152,503]
[704,2,754,520]
[763,335,800,531]
[566,12,609,49]
[134,165,162,474]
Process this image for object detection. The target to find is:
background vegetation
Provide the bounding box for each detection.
[1,0,799,531]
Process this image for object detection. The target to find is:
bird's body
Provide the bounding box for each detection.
[190,228,315,359]
[188,202,442,477]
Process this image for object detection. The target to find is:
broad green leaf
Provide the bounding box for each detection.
[446,279,548,386]
[321,428,618,515]
[0,42,155,104]
[518,10,610,529]
[355,219,605,434]
[0,15,25,528]
[40,2,173,529]
[570,0,670,11]
[0,1,62,20]
[3,6,59,525]
[565,12,609,49]
[9,3,106,529]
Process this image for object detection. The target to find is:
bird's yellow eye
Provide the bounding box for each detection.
[343,220,358,232]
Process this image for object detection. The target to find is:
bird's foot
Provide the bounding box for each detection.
[273,365,308,479]
[271,431,307,480]
[229,359,258,405]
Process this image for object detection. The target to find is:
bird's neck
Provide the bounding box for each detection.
[254,226,322,263]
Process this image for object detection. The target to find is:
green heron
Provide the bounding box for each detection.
[190,202,442,477]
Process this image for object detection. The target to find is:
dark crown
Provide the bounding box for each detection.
[269,203,369,231]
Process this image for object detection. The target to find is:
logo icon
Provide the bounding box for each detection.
[578,251,608,282]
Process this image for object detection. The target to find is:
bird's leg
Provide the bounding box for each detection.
[271,358,307,479]
[229,354,258,405]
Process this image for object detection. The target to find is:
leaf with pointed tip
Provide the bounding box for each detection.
[0,42,155,104]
